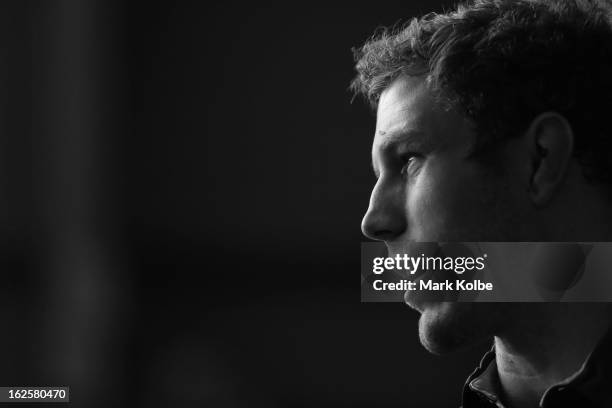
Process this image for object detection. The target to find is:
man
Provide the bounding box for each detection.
[352,1,612,407]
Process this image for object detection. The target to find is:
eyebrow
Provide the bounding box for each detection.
[380,128,426,148]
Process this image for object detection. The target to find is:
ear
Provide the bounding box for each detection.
[526,112,574,207]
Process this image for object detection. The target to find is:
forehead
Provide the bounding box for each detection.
[374,75,470,148]
[376,75,430,131]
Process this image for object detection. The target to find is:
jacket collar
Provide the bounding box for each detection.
[464,326,612,407]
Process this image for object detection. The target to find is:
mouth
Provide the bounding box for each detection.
[404,264,463,311]
[404,268,446,311]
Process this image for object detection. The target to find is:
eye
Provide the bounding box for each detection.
[400,153,421,176]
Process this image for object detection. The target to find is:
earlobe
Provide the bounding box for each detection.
[527,112,574,207]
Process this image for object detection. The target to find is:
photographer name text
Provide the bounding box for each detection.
[373,279,493,291]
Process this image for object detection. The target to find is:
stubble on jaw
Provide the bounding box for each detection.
[417,302,510,355]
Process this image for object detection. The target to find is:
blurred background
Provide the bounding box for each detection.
[0,1,489,407]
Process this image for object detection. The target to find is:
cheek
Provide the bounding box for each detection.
[406,157,498,241]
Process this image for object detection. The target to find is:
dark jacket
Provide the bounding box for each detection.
[461,329,612,408]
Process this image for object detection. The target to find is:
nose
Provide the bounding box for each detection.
[361,178,407,241]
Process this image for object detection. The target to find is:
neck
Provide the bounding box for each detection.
[494,304,612,408]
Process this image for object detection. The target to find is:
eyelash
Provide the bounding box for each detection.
[400,153,420,175]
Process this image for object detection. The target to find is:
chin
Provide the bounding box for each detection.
[416,302,499,355]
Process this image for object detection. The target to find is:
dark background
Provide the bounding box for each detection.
[0,1,489,407]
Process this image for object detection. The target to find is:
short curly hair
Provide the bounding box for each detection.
[351,0,612,183]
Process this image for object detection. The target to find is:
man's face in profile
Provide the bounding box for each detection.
[361,75,535,353]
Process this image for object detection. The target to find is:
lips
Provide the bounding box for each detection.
[401,243,466,309]
[405,266,460,310]
[386,242,442,275]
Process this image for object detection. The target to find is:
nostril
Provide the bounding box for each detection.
[362,215,392,241]
[362,212,406,241]
[374,230,395,240]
